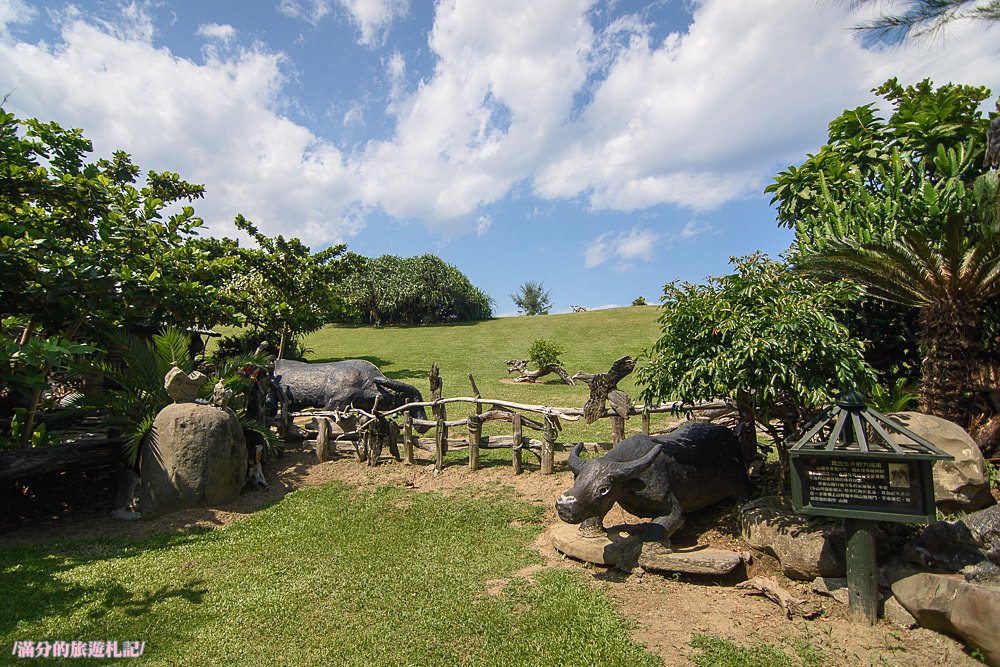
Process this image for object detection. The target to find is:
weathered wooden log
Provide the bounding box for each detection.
[468,414,481,471]
[412,436,543,451]
[736,577,821,619]
[316,417,332,462]
[468,374,482,414]
[507,361,575,385]
[0,438,123,482]
[541,415,557,474]
[512,413,523,475]
[611,415,625,444]
[403,414,414,465]
[430,364,443,418]
[435,418,447,472]
[380,398,732,421]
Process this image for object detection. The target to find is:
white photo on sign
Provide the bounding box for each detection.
[888,463,910,490]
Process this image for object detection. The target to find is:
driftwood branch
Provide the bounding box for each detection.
[505,359,574,385]
[736,577,821,619]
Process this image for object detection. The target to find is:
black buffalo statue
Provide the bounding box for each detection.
[556,422,751,543]
[272,359,428,422]
[906,503,1000,582]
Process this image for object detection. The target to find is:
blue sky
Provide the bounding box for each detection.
[2,1,998,315]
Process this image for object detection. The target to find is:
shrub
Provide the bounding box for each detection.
[527,339,565,369]
[214,330,308,363]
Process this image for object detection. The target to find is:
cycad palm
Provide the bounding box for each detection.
[798,215,1000,422]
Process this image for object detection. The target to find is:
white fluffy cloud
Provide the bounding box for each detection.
[278,0,408,46]
[0,0,33,38]
[0,7,362,245]
[359,0,1000,226]
[584,227,660,269]
[1,0,998,247]
[358,0,595,224]
[197,22,237,43]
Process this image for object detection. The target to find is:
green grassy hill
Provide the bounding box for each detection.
[302,305,671,442]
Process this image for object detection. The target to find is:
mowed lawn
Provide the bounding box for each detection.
[0,309,674,666]
[302,306,670,443]
[1,483,660,666]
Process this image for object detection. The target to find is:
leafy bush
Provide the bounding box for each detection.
[631,296,647,306]
[214,329,308,363]
[638,253,876,477]
[527,339,565,369]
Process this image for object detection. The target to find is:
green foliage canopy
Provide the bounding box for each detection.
[226,216,355,358]
[342,254,493,325]
[511,280,552,316]
[0,109,238,337]
[638,254,877,448]
[767,78,994,248]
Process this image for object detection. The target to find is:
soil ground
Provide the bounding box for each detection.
[0,439,981,667]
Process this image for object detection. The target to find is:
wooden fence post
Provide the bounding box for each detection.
[611,416,625,445]
[468,373,482,415]
[430,364,447,455]
[435,418,447,472]
[468,414,482,471]
[541,415,556,475]
[512,413,523,475]
[316,417,332,462]
[641,407,651,435]
[356,430,368,463]
[403,413,414,465]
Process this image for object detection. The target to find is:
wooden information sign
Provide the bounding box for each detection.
[787,391,952,625]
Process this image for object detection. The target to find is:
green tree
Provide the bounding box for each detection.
[796,158,1000,424]
[341,254,493,325]
[767,78,1000,413]
[226,216,355,359]
[767,78,994,240]
[637,254,876,478]
[511,280,552,316]
[846,0,1000,42]
[0,110,237,337]
[0,109,238,445]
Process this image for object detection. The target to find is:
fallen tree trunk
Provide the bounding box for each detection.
[0,439,124,482]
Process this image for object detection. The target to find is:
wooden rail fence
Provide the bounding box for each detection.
[297,371,731,475]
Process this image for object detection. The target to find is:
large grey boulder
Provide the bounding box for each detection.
[740,495,845,581]
[140,402,247,518]
[890,412,994,513]
[892,573,1000,665]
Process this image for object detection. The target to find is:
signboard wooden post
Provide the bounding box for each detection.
[788,391,952,625]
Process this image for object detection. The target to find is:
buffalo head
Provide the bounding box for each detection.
[555,443,663,524]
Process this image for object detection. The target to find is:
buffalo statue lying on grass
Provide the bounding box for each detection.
[556,422,752,545]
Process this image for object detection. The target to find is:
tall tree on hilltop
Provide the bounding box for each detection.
[511,280,552,316]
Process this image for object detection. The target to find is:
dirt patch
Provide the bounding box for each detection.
[0,440,978,666]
